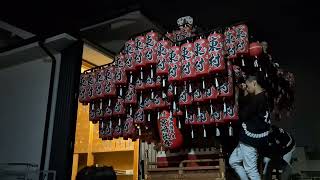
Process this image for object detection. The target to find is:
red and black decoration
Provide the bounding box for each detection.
[79,20,295,151]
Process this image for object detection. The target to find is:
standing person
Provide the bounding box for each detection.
[229,75,271,180]
[261,125,295,180]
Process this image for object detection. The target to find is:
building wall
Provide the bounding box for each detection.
[0,54,60,169]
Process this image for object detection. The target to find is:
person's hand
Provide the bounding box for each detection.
[238,83,248,96]
[239,83,247,90]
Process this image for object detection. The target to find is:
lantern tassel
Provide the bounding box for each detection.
[229,123,233,136]
[174,85,177,95]
[150,66,154,78]
[241,56,245,67]
[119,87,123,97]
[191,127,194,139]
[140,67,143,80]
[139,94,143,104]
[215,78,219,88]
[173,101,177,111]
[130,106,133,116]
[202,79,206,89]
[216,126,220,137]
[203,126,207,138]
[162,77,166,87]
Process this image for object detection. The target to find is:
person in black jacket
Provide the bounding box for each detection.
[229,75,271,180]
[261,125,295,180]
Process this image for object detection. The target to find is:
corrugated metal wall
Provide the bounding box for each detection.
[139,142,157,169]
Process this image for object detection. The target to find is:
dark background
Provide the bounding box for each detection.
[1,0,320,154]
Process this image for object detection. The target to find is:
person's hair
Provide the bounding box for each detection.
[246,75,258,82]
[76,166,117,180]
[246,72,266,89]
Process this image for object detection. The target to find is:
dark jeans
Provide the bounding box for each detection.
[263,159,292,180]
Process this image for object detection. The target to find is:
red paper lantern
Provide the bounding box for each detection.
[125,84,137,105]
[102,102,113,119]
[144,96,154,112]
[223,103,239,122]
[145,31,159,66]
[87,72,95,101]
[125,54,136,72]
[158,110,183,150]
[89,103,98,121]
[155,75,162,89]
[95,102,104,120]
[115,68,127,86]
[123,115,136,140]
[135,77,145,92]
[153,92,167,110]
[218,77,234,98]
[124,39,135,56]
[167,84,174,101]
[93,70,103,100]
[115,53,125,68]
[125,39,136,72]
[185,108,194,125]
[134,104,145,125]
[205,84,218,102]
[193,38,210,78]
[145,74,156,90]
[168,45,182,83]
[146,31,159,49]
[210,105,225,125]
[156,39,171,76]
[235,24,249,55]
[193,87,204,103]
[190,108,210,126]
[101,120,113,140]
[113,97,126,116]
[179,88,193,107]
[181,42,196,80]
[207,32,225,73]
[113,124,123,139]
[224,27,237,60]
[249,42,263,57]
[79,73,90,104]
[135,36,147,67]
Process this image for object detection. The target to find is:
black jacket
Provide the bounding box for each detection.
[261,126,295,159]
[238,92,271,147]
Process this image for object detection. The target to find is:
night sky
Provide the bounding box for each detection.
[1,0,320,148]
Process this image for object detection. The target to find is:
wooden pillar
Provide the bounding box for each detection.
[133,139,140,180]
[71,154,79,180]
[87,122,94,166]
